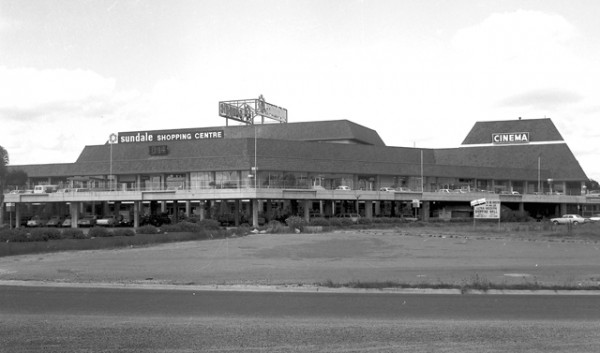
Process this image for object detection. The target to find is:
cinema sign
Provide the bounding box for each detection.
[492,132,530,144]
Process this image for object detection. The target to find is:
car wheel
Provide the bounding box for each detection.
[552,221,559,225]
[572,221,579,225]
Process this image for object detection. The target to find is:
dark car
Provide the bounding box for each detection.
[77,215,97,227]
[46,216,64,227]
[140,213,171,227]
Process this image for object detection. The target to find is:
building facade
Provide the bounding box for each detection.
[2,118,599,228]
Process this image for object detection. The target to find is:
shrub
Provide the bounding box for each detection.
[113,228,135,237]
[32,228,62,240]
[137,225,159,234]
[266,220,285,233]
[162,222,203,233]
[197,219,221,230]
[327,218,343,227]
[0,228,29,242]
[28,228,50,242]
[357,217,373,225]
[88,227,112,238]
[309,217,330,226]
[62,228,87,239]
[285,216,305,231]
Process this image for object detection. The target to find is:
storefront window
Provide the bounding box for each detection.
[215,171,239,189]
[190,172,213,189]
[166,174,186,190]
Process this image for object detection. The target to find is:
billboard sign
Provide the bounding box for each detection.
[474,200,501,219]
[219,96,287,124]
[257,98,288,123]
[492,132,530,144]
[219,101,254,123]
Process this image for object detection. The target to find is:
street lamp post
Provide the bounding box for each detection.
[108,133,117,191]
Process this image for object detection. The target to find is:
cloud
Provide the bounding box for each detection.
[498,88,583,109]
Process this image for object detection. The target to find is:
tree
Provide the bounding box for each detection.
[585,179,599,192]
[0,145,8,226]
[6,169,28,188]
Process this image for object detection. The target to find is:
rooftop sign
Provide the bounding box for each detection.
[492,132,530,144]
[219,95,287,125]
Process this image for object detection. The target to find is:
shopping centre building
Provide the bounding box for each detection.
[2,99,598,228]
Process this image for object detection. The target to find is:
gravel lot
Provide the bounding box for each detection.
[0,227,599,289]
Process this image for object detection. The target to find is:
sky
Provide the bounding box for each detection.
[0,0,599,180]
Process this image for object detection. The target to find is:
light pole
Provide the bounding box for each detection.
[108,133,117,190]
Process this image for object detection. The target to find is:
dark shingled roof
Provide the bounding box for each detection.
[119,120,386,146]
[7,119,588,183]
[461,118,564,145]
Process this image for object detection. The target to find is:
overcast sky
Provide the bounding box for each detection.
[1,0,599,180]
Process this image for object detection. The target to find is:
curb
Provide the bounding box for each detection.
[1,280,599,295]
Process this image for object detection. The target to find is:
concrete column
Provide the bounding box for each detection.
[160,201,166,213]
[103,202,110,216]
[70,202,79,228]
[519,202,525,213]
[252,199,259,228]
[114,201,121,217]
[15,203,21,229]
[365,200,373,219]
[133,201,140,228]
[422,201,430,221]
[304,200,311,223]
[234,200,240,226]
[560,203,567,216]
[375,201,381,216]
[185,201,191,218]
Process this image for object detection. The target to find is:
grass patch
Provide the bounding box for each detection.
[316,274,600,293]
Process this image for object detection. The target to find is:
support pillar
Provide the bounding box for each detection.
[185,201,191,218]
[133,201,140,228]
[15,203,21,229]
[234,200,240,226]
[303,200,311,223]
[519,202,525,213]
[365,200,373,219]
[70,202,80,228]
[422,201,430,221]
[252,199,259,228]
[560,203,567,216]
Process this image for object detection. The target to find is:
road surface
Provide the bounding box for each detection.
[1,285,599,352]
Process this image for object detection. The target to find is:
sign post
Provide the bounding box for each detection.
[471,199,501,227]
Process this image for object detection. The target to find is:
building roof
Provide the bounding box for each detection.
[461,118,564,145]
[118,120,386,147]
[7,118,589,183]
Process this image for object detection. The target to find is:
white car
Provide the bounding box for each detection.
[588,214,600,222]
[335,185,351,190]
[550,214,586,225]
[379,187,396,192]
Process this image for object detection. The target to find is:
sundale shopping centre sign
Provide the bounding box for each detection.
[118,130,224,143]
[492,132,530,144]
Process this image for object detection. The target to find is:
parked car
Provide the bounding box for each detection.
[335,213,361,223]
[586,190,600,198]
[61,218,72,227]
[140,213,171,227]
[335,185,351,190]
[588,214,600,222]
[500,191,520,195]
[46,216,64,227]
[550,214,586,225]
[77,215,97,227]
[26,216,48,227]
[396,187,411,192]
[96,216,119,227]
[436,189,452,193]
[379,187,396,192]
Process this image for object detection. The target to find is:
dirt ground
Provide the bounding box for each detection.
[0,227,599,289]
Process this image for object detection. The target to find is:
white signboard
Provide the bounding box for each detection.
[474,200,501,219]
[470,198,486,207]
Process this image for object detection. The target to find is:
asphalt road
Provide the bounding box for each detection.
[2,285,600,352]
